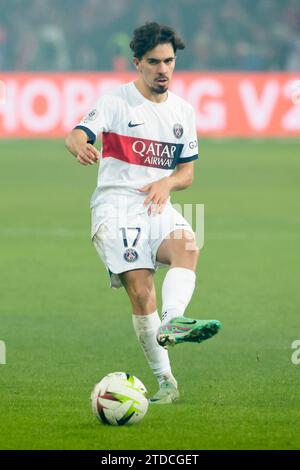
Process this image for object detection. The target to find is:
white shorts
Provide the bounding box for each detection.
[92,203,195,288]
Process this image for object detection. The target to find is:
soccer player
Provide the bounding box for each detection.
[65,22,221,404]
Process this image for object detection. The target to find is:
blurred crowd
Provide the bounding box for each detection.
[0,0,299,71]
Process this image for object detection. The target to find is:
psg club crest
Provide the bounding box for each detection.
[173,123,184,139]
[123,248,139,263]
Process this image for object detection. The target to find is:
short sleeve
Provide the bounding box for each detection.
[177,105,199,164]
[74,95,114,144]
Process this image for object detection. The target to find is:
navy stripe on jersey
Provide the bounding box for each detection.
[177,154,198,163]
[74,125,96,145]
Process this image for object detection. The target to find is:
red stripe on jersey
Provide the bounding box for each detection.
[102,132,183,169]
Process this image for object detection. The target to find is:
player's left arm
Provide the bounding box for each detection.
[167,161,194,191]
[139,161,194,215]
[140,104,198,215]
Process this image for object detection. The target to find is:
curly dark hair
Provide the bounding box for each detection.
[129,22,185,60]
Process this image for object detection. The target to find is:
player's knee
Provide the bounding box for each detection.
[187,245,200,262]
[178,236,199,257]
[134,286,153,307]
[171,243,199,270]
[128,281,154,307]
[183,235,199,257]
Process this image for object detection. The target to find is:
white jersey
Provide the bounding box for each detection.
[75,81,199,236]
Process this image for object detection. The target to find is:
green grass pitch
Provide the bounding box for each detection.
[0,138,299,450]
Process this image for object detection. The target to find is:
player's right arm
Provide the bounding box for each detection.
[65,128,100,166]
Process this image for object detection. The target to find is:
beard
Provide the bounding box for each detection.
[151,83,168,94]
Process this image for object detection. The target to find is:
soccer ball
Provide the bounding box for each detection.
[91,372,148,426]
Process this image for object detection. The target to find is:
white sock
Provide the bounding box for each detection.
[132,311,177,387]
[161,267,196,325]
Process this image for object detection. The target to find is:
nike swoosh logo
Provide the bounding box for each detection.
[128,121,144,127]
